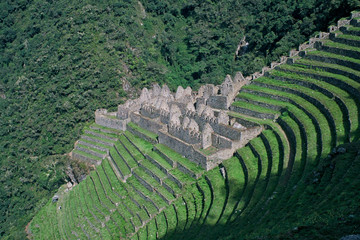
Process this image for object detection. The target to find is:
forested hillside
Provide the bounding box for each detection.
[0,0,358,238]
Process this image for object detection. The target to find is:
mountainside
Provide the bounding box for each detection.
[29,10,360,240]
[0,0,359,239]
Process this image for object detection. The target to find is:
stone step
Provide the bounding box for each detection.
[252,79,338,146]
[81,135,115,147]
[75,144,107,159]
[230,102,279,120]
[154,144,204,179]
[273,67,359,141]
[127,122,158,144]
[85,129,118,141]
[330,32,360,48]
[132,168,174,205]
[72,149,102,165]
[78,139,110,152]
[305,50,360,72]
[90,124,123,134]
[319,40,360,59]
[294,59,360,84]
[108,151,126,181]
[235,95,283,112]
[239,87,327,159]
[340,25,360,36]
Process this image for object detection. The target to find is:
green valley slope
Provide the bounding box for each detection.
[29,11,360,240]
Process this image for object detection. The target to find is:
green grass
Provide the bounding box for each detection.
[79,138,110,149]
[348,26,360,31]
[85,174,112,217]
[232,100,280,115]
[78,182,105,237]
[229,146,259,223]
[306,49,360,64]
[72,149,102,161]
[195,177,213,224]
[97,166,122,203]
[242,84,332,154]
[139,158,168,180]
[198,146,218,155]
[255,75,346,143]
[163,205,178,237]
[147,150,173,170]
[156,143,204,174]
[137,226,148,240]
[84,127,120,139]
[163,177,181,195]
[274,65,360,140]
[169,168,193,184]
[323,39,360,53]
[91,123,123,134]
[295,58,360,78]
[146,218,157,240]
[217,156,245,225]
[155,211,168,239]
[82,133,117,144]
[128,122,158,140]
[101,158,128,196]
[119,135,145,162]
[134,167,175,203]
[76,143,107,154]
[203,166,227,226]
[337,33,360,41]
[114,141,138,169]
[72,187,98,238]
[173,198,187,232]
[240,130,284,226]
[186,184,204,224]
[109,148,131,177]
[238,90,320,165]
[128,175,164,211]
[65,190,87,239]
[241,138,269,216]
[125,131,154,153]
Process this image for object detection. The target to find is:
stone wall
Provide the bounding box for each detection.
[168,125,201,145]
[130,112,164,134]
[207,95,228,110]
[95,114,129,131]
[158,130,208,170]
[72,151,101,165]
[211,133,233,149]
[140,106,160,119]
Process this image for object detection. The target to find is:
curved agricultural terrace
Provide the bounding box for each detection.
[29,12,360,240]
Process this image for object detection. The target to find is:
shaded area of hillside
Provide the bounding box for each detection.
[0,0,359,238]
[159,142,360,240]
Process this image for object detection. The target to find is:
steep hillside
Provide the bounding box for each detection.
[1,0,358,238]
[29,11,360,240]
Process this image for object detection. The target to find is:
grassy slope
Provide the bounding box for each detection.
[1,0,359,238]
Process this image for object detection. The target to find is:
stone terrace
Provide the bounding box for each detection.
[94,72,263,171]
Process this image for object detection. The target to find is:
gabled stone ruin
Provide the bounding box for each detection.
[95,73,263,171]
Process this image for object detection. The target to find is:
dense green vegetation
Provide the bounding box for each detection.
[0,0,359,238]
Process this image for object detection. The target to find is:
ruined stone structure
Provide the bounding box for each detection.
[95,73,263,170]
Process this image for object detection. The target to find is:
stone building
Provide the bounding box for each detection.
[95,73,263,170]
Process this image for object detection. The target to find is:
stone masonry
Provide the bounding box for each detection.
[95,72,263,171]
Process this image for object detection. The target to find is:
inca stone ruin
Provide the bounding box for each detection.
[94,73,263,171]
